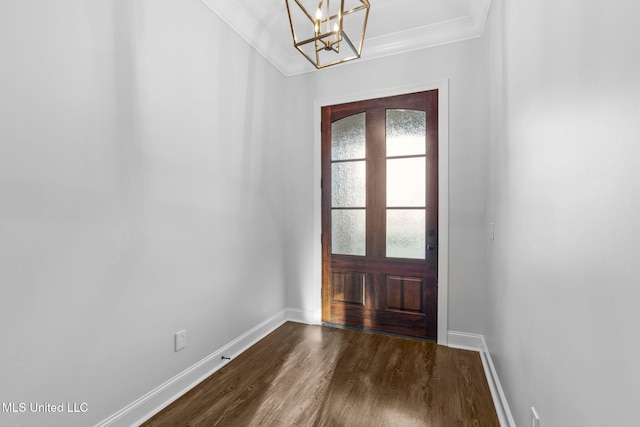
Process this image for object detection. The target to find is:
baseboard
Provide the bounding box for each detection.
[448,331,516,427]
[95,309,290,427]
[285,307,321,325]
[447,331,485,352]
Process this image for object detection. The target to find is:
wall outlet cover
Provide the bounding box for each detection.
[175,330,186,352]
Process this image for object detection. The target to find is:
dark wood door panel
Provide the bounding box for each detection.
[322,90,439,340]
[328,271,438,339]
[385,275,424,313]
[331,271,365,305]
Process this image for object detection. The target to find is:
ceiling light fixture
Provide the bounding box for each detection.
[285,0,370,69]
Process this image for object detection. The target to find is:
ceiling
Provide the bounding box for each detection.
[200,0,491,76]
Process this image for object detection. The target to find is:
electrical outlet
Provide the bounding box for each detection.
[175,330,186,352]
[531,407,540,427]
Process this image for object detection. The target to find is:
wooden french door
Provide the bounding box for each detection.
[321,90,438,340]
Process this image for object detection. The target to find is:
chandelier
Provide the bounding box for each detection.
[285,0,370,69]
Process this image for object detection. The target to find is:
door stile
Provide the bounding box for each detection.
[321,108,333,322]
[365,108,386,261]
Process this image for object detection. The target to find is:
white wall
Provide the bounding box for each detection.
[485,0,640,425]
[0,1,287,426]
[13,0,638,425]
[283,39,490,334]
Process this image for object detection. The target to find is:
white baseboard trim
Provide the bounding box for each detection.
[447,331,485,352]
[97,312,514,427]
[448,331,516,427]
[95,309,290,427]
[285,307,321,325]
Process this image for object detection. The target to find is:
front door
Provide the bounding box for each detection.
[321,90,438,340]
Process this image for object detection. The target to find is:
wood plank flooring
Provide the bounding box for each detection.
[142,322,499,426]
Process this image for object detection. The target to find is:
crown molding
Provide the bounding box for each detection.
[200,0,491,77]
[200,0,314,76]
[364,0,491,61]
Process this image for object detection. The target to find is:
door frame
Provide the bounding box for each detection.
[312,80,450,344]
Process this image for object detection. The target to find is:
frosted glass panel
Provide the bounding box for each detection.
[332,210,366,256]
[332,161,366,208]
[387,210,426,259]
[387,158,425,207]
[386,110,426,157]
[332,113,366,160]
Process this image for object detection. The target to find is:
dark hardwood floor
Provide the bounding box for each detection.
[142,322,499,426]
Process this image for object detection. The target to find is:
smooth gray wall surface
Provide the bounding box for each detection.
[0,1,287,425]
[485,0,640,425]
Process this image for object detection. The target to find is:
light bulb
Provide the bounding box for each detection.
[316,8,322,20]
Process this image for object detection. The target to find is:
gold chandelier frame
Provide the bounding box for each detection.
[285,0,370,69]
